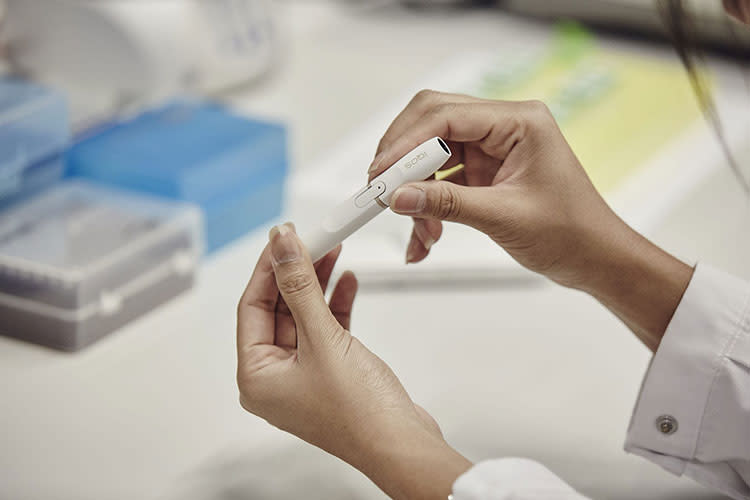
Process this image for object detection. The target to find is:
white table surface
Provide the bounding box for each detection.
[2,4,749,500]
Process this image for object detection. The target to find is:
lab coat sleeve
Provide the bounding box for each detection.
[451,458,589,500]
[625,263,750,500]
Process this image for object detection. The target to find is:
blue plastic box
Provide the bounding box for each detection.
[67,101,288,252]
[0,78,69,205]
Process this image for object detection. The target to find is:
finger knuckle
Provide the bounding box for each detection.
[412,88,439,106]
[278,269,316,295]
[524,99,550,115]
[522,99,554,128]
[432,185,462,220]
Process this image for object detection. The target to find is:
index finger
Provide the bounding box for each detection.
[368,91,483,182]
[372,90,482,161]
[237,244,278,352]
[370,100,529,180]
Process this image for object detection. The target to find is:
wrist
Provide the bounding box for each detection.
[579,225,693,350]
[351,418,472,500]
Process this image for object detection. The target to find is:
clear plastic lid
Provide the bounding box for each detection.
[0,181,203,311]
[0,78,69,183]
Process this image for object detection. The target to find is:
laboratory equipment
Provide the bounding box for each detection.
[301,137,451,263]
[0,78,69,206]
[1,0,277,102]
[66,100,288,252]
[0,181,203,351]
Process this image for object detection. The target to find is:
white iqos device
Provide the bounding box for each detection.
[302,137,452,263]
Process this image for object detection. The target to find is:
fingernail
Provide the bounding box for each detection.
[414,221,435,251]
[368,152,386,175]
[405,235,420,264]
[269,223,300,265]
[391,186,426,214]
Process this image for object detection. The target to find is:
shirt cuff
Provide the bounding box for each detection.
[625,263,750,473]
[451,458,588,500]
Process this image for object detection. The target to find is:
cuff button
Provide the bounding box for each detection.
[656,415,678,435]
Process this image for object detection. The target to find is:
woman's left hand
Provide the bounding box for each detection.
[237,223,471,499]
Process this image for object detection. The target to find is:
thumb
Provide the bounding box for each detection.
[269,224,339,338]
[390,181,500,233]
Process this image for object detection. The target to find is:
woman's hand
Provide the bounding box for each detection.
[369,90,624,289]
[370,90,693,350]
[237,223,472,499]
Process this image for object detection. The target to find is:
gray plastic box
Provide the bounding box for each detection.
[0,181,203,351]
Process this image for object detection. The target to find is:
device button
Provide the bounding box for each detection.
[354,181,386,208]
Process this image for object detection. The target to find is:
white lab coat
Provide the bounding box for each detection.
[451,264,750,500]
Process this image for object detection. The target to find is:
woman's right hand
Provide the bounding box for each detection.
[368,90,632,290]
[369,90,693,349]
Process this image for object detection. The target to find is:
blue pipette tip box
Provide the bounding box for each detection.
[0,78,69,206]
[66,100,288,252]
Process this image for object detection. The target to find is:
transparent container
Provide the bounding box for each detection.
[0,78,69,204]
[0,181,203,351]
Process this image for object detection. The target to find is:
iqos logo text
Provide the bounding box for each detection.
[403,151,428,169]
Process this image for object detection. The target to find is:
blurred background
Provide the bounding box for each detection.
[0,1,749,499]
